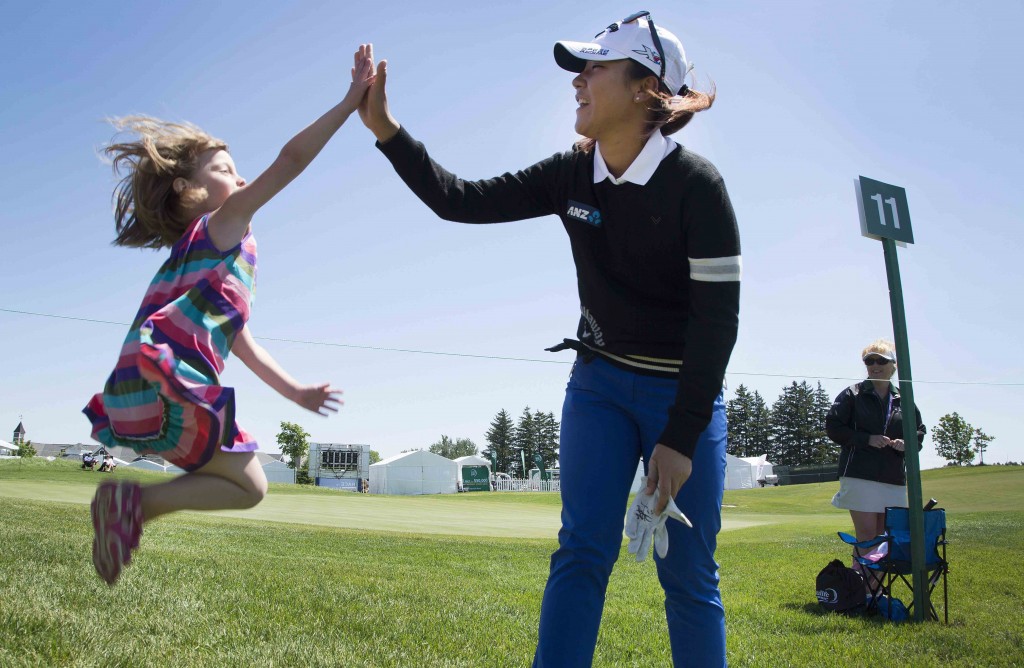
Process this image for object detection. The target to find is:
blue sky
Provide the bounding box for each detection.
[2,1,1021,470]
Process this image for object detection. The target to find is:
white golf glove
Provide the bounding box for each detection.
[624,476,693,563]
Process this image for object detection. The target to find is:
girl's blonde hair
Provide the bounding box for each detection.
[103,116,228,249]
[861,339,897,363]
[576,61,715,153]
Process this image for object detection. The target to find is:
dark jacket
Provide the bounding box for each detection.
[376,128,741,459]
[825,380,926,486]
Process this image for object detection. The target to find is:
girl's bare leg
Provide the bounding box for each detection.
[139,449,268,522]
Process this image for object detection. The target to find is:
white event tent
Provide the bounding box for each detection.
[630,453,776,493]
[369,450,458,495]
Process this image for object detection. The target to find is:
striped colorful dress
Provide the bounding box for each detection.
[84,214,258,471]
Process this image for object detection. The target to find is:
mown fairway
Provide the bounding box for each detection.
[1,459,1022,667]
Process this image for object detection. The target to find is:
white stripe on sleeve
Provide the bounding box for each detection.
[689,256,742,282]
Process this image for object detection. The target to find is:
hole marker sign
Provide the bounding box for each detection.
[856,176,914,244]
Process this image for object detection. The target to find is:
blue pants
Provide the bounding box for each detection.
[533,356,727,668]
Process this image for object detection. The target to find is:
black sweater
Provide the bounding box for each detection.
[377,128,741,458]
[826,380,927,486]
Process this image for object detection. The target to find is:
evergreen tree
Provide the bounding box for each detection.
[749,391,773,458]
[534,410,560,469]
[769,381,824,466]
[812,382,837,463]
[726,384,754,456]
[932,412,975,466]
[483,409,515,474]
[513,407,537,477]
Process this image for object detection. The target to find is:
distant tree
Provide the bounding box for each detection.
[768,381,831,466]
[769,382,809,465]
[16,440,35,458]
[813,382,837,462]
[749,391,773,457]
[401,448,421,453]
[972,427,995,466]
[369,450,382,465]
[726,384,754,456]
[429,435,478,459]
[483,409,515,474]
[932,412,975,466]
[276,422,311,486]
[512,407,537,477]
[534,410,560,470]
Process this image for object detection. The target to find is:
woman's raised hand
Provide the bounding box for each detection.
[356,43,400,142]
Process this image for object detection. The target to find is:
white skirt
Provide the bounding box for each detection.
[831,476,908,513]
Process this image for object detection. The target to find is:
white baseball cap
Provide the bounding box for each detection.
[554,11,691,96]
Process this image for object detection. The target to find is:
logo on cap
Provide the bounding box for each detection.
[580,47,609,56]
[632,44,662,65]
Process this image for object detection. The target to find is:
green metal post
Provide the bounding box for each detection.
[881,238,928,621]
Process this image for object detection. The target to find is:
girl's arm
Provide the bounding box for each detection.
[232,327,343,416]
[207,46,377,251]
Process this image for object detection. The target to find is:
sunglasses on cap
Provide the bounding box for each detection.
[597,10,667,87]
[863,357,892,366]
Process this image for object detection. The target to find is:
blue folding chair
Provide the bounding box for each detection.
[839,506,949,622]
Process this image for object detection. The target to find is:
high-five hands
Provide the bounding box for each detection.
[342,45,377,113]
[355,43,400,142]
[624,476,693,563]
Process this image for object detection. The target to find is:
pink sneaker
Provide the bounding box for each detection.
[91,480,143,584]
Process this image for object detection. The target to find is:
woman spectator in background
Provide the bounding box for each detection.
[826,339,925,590]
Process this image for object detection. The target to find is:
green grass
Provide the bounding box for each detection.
[1,459,1022,667]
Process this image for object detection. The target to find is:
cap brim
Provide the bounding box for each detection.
[554,40,628,73]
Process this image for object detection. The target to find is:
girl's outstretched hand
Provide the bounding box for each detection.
[342,44,377,113]
[356,43,400,142]
[293,383,344,416]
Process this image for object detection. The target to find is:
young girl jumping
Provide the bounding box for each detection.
[83,46,376,585]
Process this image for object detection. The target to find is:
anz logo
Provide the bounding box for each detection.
[566,200,602,227]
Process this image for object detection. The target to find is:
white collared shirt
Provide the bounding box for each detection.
[593,130,678,186]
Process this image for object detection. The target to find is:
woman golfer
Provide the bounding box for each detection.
[358,12,740,666]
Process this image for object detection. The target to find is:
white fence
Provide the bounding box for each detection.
[493,476,560,493]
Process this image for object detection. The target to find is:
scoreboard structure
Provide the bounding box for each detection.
[307,442,371,491]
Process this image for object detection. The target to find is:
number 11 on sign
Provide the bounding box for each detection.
[870,193,901,229]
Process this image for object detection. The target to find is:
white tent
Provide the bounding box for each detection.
[454,454,489,485]
[0,439,17,455]
[262,459,295,484]
[725,454,757,490]
[629,453,776,494]
[369,450,458,495]
[453,454,490,469]
[740,455,775,486]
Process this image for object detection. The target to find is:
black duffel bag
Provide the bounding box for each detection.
[815,559,865,615]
